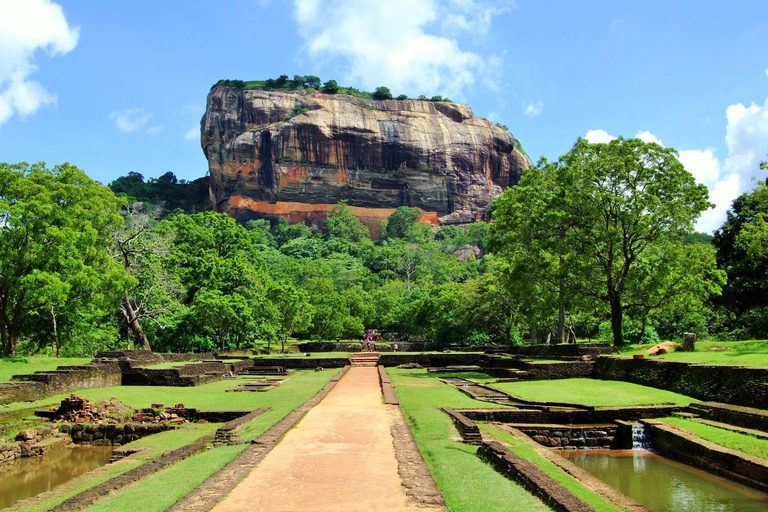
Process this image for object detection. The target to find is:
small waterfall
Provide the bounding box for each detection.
[632,423,651,450]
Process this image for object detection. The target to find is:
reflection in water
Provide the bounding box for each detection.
[563,449,768,512]
[0,444,113,509]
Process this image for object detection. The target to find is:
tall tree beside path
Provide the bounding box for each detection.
[109,203,185,351]
[0,162,128,356]
[491,138,716,346]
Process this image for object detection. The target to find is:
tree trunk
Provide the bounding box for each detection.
[122,294,151,351]
[558,287,566,344]
[530,324,537,345]
[51,306,60,358]
[610,296,624,347]
[635,314,648,344]
[1,324,10,357]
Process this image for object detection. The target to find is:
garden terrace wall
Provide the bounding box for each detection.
[592,357,768,409]
[250,357,350,369]
[0,362,122,406]
[513,361,595,380]
[505,344,617,357]
[460,405,684,425]
[377,353,482,367]
[513,424,618,449]
[479,440,598,512]
[60,422,176,446]
[688,402,768,432]
[642,419,768,493]
[0,381,45,405]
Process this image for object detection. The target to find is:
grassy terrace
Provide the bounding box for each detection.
[8,369,337,512]
[661,416,768,461]
[13,422,223,512]
[490,378,694,407]
[388,368,552,512]
[0,356,92,382]
[617,340,768,367]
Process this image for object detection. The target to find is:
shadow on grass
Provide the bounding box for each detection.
[0,357,29,364]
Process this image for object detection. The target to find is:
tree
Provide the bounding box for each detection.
[304,75,321,89]
[191,289,251,351]
[0,162,128,356]
[266,281,313,352]
[491,138,714,346]
[324,200,370,243]
[384,206,422,239]
[322,80,339,94]
[712,159,768,337]
[373,86,393,100]
[109,203,185,351]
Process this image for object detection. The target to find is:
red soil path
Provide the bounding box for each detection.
[211,366,427,512]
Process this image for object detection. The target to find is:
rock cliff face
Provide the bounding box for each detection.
[201,86,530,231]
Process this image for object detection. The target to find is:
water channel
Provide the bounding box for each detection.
[0,445,113,509]
[562,449,768,511]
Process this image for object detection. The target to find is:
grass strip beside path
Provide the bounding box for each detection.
[388,368,552,512]
[83,445,247,512]
[661,416,768,461]
[490,378,694,407]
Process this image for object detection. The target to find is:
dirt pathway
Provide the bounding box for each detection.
[211,366,430,512]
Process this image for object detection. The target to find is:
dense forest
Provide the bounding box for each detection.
[0,139,765,357]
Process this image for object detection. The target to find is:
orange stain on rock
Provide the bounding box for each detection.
[227,196,439,226]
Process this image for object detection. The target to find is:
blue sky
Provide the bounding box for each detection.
[1,0,767,232]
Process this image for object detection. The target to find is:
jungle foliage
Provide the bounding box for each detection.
[1,149,763,356]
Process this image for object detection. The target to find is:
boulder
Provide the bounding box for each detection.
[202,87,531,234]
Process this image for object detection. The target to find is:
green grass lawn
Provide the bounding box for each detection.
[388,368,552,512]
[661,416,768,461]
[481,424,622,512]
[490,378,694,407]
[617,340,768,367]
[0,356,92,382]
[83,444,247,512]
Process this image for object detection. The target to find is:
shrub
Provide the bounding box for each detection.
[373,86,393,100]
[322,80,339,94]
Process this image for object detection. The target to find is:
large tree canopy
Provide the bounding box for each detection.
[490,137,718,346]
[712,157,768,337]
[0,162,128,356]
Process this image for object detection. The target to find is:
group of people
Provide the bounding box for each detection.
[363,330,398,352]
[364,330,378,352]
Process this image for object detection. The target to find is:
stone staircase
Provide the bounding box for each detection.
[351,352,380,367]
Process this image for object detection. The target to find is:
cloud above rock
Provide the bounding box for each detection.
[293,0,512,100]
[0,0,79,126]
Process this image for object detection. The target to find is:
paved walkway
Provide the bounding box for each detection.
[211,366,427,512]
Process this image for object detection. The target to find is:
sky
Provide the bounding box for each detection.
[1,0,767,233]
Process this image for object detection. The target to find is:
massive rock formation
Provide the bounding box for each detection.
[201,86,530,231]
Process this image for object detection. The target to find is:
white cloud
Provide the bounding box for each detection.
[293,0,512,99]
[678,148,720,184]
[635,130,662,145]
[724,94,768,184]
[184,126,199,140]
[523,100,543,119]
[0,0,79,126]
[110,107,153,133]
[584,129,616,144]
